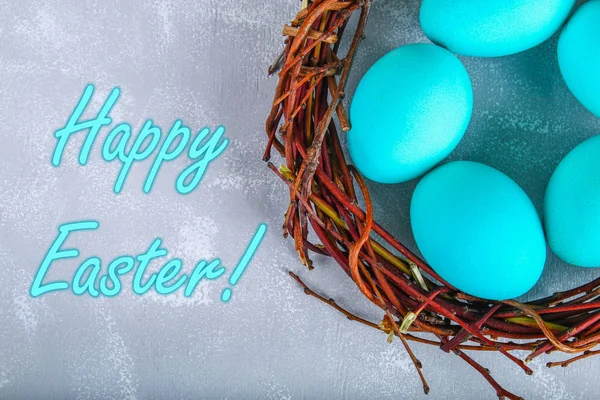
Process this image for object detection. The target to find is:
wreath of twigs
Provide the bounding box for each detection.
[264,1,600,398]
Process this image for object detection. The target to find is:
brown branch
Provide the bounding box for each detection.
[547,349,600,368]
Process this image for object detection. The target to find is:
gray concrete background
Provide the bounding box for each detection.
[1,0,599,399]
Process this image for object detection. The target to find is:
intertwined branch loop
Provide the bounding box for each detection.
[264,1,600,398]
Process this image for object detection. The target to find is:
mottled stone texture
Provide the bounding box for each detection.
[0,0,598,399]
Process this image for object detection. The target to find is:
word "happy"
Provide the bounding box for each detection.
[52,84,228,194]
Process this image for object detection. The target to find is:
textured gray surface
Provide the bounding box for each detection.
[1,0,599,399]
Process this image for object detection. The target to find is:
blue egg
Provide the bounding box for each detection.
[410,161,546,300]
[420,0,575,57]
[544,135,600,267]
[348,44,472,184]
[558,0,600,118]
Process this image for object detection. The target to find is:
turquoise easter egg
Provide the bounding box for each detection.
[348,43,472,184]
[420,0,575,57]
[558,0,600,118]
[544,135,600,267]
[410,161,546,300]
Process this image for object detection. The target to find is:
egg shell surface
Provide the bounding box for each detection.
[348,43,472,184]
[420,0,575,57]
[558,0,600,118]
[544,135,600,267]
[410,161,547,300]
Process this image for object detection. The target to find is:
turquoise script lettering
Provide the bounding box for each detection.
[52,84,228,194]
[31,221,267,302]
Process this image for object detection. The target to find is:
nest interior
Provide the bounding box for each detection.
[264,1,600,399]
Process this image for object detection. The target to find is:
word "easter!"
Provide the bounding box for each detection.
[52,84,228,194]
[30,221,267,302]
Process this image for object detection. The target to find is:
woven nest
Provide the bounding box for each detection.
[264,1,600,398]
